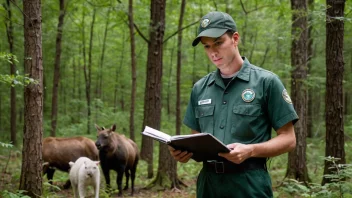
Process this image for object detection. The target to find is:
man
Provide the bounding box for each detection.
[168,11,298,197]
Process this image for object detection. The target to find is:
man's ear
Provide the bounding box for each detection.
[232,32,240,43]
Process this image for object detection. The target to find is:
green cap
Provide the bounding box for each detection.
[192,11,237,47]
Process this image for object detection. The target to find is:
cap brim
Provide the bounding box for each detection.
[192,28,228,47]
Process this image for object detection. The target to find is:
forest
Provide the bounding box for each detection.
[0,0,351,197]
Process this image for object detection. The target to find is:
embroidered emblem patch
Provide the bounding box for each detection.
[242,89,255,102]
[282,89,292,104]
[201,19,210,28]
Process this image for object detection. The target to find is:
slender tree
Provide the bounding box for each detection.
[307,0,315,138]
[50,0,66,137]
[94,7,111,124]
[19,0,43,196]
[83,7,96,134]
[98,8,111,100]
[140,0,166,179]
[5,0,17,146]
[114,32,126,113]
[0,95,2,131]
[286,0,310,183]
[128,0,137,141]
[166,47,174,116]
[322,0,346,185]
[171,0,187,188]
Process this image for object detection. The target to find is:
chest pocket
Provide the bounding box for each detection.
[231,104,263,143]
[195,105,214,133]
[233,104,262,116]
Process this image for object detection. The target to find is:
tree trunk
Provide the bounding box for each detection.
[0,92,2,131]
[73,57,76,98]
[286,0,309,183]
[322,0,346,185]
[145,144,178,190]
[83,8,96,134]
[346,53,352,115]
[192,26,197,85]
[176,0,185,137]
[98,8,110,100]
[20,0,43,196]
[61,62,67,115]
[50,0,65,137]
[166,47,174,117]
[5,0,17,146]
[140,0,165,179]
[94,8,110,124]
[114,32,125,113]
[307,0,314,138]
[128,0,137,141]
[172,0,186,188]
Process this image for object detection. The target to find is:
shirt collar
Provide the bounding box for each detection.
[207,57,251,86]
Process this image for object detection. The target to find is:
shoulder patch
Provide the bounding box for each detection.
[282,89,292,104]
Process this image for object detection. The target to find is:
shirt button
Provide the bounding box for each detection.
[220,126,224,129]
[223,101,227,104]
[224,91,229,94]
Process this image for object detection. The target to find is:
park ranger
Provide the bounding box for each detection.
[169,11,299,197]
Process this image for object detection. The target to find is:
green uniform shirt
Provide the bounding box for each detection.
[184,57,298,145]
[183,57,299,198]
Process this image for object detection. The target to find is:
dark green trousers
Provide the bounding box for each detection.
[196,168,273,198]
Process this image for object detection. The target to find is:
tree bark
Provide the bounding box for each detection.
[322,0,346,185]
[307,0,314,138]
[128,0,137,141]
[0,95,2,131]
[140,0,166,179]
[50,0,65,137]
[20,0,43,196]
[286,0,310,183]
[5,0,17,146]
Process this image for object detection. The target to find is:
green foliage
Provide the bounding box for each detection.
[0,71,37,87]
[0,142,13,148]
[278,157,352,198]
[0,190,31,198]
[0,52,38,87]
[0,52,18,64]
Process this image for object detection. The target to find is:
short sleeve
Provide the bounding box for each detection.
[183,87,201,132]
[265,75,299,130]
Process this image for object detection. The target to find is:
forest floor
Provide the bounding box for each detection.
[1,172,197,198]
[45,179,197,198]
[0,150,198,198]
[1,176,197,198]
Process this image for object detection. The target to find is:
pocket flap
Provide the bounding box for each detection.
[195,105,215,118]
[233,104,262,116]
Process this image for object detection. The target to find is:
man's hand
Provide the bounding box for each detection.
[218,143,254,164]
[168,146,193,163]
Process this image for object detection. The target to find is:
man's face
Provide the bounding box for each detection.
[200,32,239,70]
